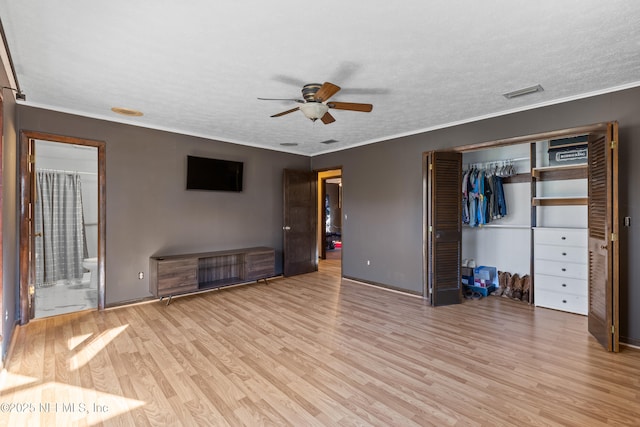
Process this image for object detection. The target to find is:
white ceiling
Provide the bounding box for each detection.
[2,1,640,156]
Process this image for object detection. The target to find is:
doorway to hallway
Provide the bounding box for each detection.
[318,168,342,273]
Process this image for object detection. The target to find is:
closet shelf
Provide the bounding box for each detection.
[532,164,587,181]
[502,173,531,184]
[532,196,588,206]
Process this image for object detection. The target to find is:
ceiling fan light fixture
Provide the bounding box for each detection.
[299,102,329,121]
[503,84,544,99]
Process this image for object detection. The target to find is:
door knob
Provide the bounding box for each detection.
[600,244,608,250]
[283,226,291,230]
[34,232,42,237]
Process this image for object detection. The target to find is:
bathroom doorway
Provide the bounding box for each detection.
[33,140,98,317]
[19,131,106,323]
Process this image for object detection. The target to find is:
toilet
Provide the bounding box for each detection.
[82,257,98,288]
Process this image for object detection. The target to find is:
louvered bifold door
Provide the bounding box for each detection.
[429,151,462,306]
[587,123,619,352]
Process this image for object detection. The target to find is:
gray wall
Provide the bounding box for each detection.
[17,106,309,305]
[312,86,640,345]
[1,70,19,362]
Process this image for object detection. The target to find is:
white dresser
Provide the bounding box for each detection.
[533,227,588,315]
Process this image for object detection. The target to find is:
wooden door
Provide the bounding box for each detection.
[587,123,619,352]
[283,169,317,276]
[428,151,463,306]
[18,137,36,322]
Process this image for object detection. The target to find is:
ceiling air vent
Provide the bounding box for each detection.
[319,139,339,145]
[503,84,544,99]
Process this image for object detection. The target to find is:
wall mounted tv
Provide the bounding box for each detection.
[186,155,243,192]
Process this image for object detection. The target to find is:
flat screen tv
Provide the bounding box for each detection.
[186,155,243,192]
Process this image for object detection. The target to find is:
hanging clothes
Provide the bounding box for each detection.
[494,175,507,218]
[462,164,509,226]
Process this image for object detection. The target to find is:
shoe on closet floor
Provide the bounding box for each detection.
[521,274,531,303]
[512,274,523,300]
[503,273,517,299]
[492,271,506,296]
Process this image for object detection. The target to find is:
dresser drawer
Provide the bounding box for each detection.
[534,259,587,280]
[535,289,587,315]
[534,228,587,247]
[534,273,587,297]
[534,243,586,264]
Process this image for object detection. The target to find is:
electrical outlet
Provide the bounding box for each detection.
[624,217,631,227]
[138,272,144,280]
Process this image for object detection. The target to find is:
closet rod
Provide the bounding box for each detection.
[464,156,530,169]
[37,168,97,176]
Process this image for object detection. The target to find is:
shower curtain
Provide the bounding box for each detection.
[34,171,88,287]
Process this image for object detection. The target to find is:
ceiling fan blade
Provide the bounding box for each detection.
[271,107,300,117]
[321,112,336,124]
[258,98,304,103]
[327,101,373,112]
[314,82,341,102]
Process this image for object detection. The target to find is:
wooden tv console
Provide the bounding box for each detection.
[149,246,275,304]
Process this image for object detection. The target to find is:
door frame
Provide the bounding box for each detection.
[423,122,619,350]
[317,168,342,261]
[19,130,106,324]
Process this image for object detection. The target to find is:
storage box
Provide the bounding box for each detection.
[461,266,474,286]
[463,283,496,297]
[473,266,498,288]
[549,135,588,149]
[548,136,588,166]
[548,144,588,166]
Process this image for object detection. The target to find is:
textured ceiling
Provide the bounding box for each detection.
[2,1,640,155]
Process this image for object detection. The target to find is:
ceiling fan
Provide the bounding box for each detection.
[258,81,373,124]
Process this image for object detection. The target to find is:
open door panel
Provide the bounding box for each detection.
[283,169,317,276]
[587,122,619,352]
[429,151,463,306]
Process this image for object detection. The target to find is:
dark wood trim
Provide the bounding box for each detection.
[449,123,609,153]
[19,131,107,325]
[18,132,29,324]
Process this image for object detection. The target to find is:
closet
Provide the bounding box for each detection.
[461,144,532,294]
[425,122,619,352]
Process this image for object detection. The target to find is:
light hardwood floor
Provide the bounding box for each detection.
[1,259,639,426]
